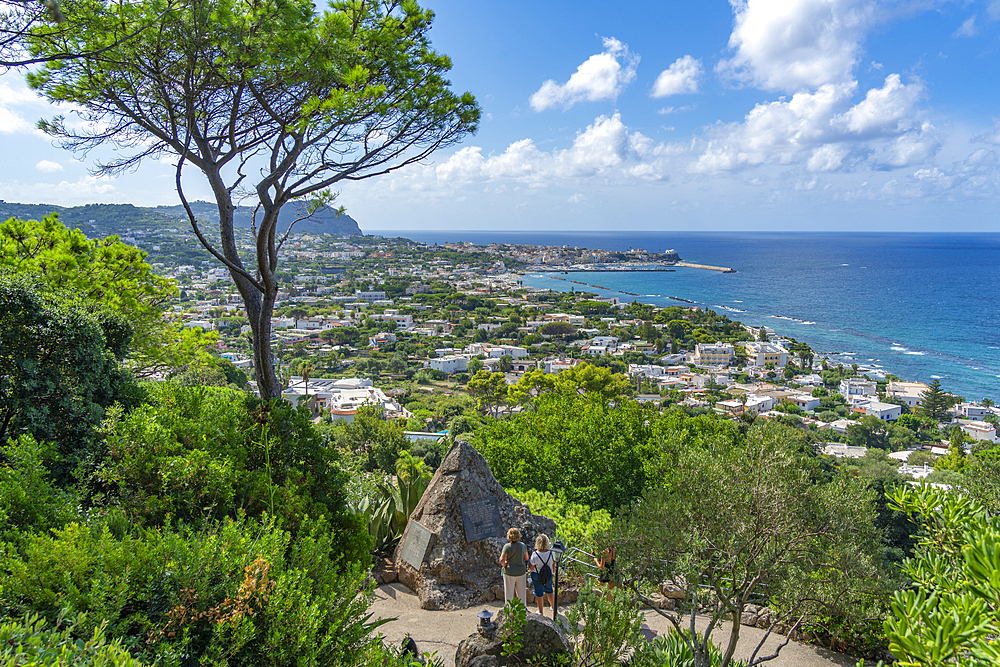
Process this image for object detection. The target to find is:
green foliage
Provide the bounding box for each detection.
[564,580,644,667]
[0,435,79,536]
[500,596,527,659]
[320,406,410,475]
[0,215,214,379]
[883,485,1000,666]
[507,489,611,552]
[0,272,138,478]
[350,452,432,556]
[0,614,145,667]
[95,383,367,562]
[964,455,1000,515]
[0,515,384,667]
[848,415,891,450]
[917,379,956,422]
[616,420,888,666]
[28,0,479,400]
[466,370,508,418]
[473,391,658,512]
[629,630,744,667]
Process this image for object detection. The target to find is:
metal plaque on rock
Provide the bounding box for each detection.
[400,521,433,569]
[460,499,504,543]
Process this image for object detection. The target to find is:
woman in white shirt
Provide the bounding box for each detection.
[529,533,556,616]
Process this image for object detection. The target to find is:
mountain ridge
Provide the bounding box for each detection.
[0,200,363,237]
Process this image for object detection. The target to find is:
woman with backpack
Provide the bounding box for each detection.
[529,533,556,617]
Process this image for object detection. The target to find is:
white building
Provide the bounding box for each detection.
[278,376,410,422]
[956,402,993,421]
[853,399,902,421]
[786,393,821,411]
[885,381,928,408]
[543,358,578,374]
[373,310,414,329]
[424,354,470,374]
[745,395,777,413]
[839,378,877,398]
[629,364,668,379]
[739,342,788,368]
[960,421,998,442]
[355,290,387,302]
[822,443,869,459]
[694,343,735,367]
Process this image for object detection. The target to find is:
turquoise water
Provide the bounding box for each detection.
[384,231,1000,403]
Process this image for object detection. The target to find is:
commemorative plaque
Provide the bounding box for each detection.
[460,499,504,543]
[399,521,434,569]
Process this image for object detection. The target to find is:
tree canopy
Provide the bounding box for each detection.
[0,273,136,477]
[0,214,215,377]
[28,0,479,399]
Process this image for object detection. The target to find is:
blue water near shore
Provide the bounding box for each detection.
[381,231,1000,402]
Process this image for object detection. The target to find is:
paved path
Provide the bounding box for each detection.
[370,583,857,667]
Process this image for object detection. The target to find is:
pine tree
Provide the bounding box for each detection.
[918,379,952,422]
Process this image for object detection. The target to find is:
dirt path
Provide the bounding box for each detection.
[369,583,857,667]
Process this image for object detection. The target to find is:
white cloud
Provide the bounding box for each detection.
[658,105,695,115]
[972,117,1000,144]
[807,144,851,171]
[0,175,117,205]
[954,15,977,37]
[35,160,63,173]
[529,37,639,111]
[837,74,924,135]
[388,113,683,194]
[0,106,31,134]
[691,74,933,174]
[651,56,702,97]
[867,123,939,169]
[691,83,855,173]
[568,193,587,204]
[716,0,877,92]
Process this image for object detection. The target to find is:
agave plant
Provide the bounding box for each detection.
[351,451,432,556]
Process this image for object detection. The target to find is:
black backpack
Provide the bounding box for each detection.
[537,552,553,586]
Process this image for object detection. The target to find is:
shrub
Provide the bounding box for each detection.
[0,614,145,667]
[565,580,644,667]
[94,383,368,563]
[507,488,611,552]
[0,515,383,667]
[0,435,79,536]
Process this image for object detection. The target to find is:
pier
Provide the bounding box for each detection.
[676,261,736,273]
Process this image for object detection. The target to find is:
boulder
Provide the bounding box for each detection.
[455,611,572,667]
[659,581,687,599]
[394,440,557,610]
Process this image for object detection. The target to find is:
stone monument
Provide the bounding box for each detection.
[393,440,557,610]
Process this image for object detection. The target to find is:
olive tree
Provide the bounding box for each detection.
[28,0,479,398]
[615,420,887,667]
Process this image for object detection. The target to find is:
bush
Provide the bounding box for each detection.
[94,383,368,562]
[0,515,383,667]
[474,391,658,512]
[0,614,145,667]
[507,488,611,552]
[629,630,744,667]
[0,435,79,537]
[565,580,644,667]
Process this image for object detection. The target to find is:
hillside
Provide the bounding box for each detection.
[0,200,363,237]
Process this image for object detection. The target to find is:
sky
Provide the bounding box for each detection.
[1,0,1000,232]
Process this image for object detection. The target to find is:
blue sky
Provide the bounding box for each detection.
[2,0,1000,232]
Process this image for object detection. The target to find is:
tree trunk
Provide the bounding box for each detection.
[203,170,283,400]
[721,609,741,667]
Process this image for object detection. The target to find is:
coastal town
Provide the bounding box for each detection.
[130,220,997,485]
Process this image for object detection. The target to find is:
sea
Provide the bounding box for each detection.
[380,231,1000,403]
